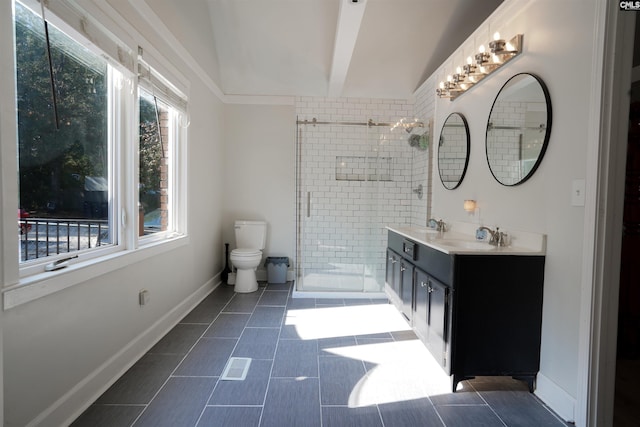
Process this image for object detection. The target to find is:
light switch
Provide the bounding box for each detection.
[572,179,585,206]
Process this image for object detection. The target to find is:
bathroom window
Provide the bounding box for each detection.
[15,0,117,268]
[138,90,171,236]
[137,61,188,243]
[12,0,188,286]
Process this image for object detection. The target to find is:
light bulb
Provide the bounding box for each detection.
[493,32,501,41]
[463,200,477,213]
[467,56,473,65]
[479,45,485,53]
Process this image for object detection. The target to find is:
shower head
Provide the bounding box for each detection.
[391,117,424,134]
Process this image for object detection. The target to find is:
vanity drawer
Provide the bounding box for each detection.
[402,239,417,260]
[388,231,452,285]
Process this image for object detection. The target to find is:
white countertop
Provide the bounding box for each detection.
[386,224,546,256]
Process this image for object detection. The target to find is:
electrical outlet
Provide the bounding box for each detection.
[139,289,150,306]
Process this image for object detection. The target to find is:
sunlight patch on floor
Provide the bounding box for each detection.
[324,339,452,406]
[285,304,411,340]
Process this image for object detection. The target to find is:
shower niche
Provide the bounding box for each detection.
[335,156,392,181]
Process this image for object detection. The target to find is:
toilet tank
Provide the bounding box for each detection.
[234,220,267,250]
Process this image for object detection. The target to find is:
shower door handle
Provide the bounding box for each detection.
[306,192,311,218]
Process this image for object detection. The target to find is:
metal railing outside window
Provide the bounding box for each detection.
[19,218,110,262]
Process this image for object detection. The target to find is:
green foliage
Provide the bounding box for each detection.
[139,93,164,213]
[15,2,107,215]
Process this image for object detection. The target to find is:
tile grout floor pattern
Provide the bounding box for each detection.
[73,282,570,427]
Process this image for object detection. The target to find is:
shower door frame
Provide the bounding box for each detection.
[294,117,417,297]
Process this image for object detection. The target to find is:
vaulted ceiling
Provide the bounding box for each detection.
[154,0,503,99]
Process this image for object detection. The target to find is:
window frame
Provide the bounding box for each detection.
[3,0,189,309]
[136,82,188,246]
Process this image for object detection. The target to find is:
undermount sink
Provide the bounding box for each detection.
[420,228,441,234]
[435,240,495,250]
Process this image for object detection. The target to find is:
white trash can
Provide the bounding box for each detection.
[265,257,289,284]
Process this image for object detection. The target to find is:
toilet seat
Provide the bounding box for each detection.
[231,248,262,257]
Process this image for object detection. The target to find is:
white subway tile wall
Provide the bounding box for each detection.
[488,101,525,183]
[438,123,468,186]
[413,79,435,224]
[296,97,429,292]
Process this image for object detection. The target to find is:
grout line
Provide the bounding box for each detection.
[85,282,567,427]
[204,404,264,407]
[257,288,288,427]
[140,290,239,427]
[193,290,250,427]
[317,332,324,427]
[466,381,509,427]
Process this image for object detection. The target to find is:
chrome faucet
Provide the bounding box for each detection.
[478,226,508,247]
[428,218,446,232]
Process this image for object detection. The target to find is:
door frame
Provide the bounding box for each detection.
[576,4,635,426]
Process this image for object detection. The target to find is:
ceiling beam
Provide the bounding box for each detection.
[327,0,367,97]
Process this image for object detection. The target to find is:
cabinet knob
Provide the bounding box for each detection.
[400,265,406,272]
[421,281,427,288]
[428,286,434,293]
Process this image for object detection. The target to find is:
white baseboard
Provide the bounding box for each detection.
[227,268,295,285]
[36,276,220,427]
[535,372,576,423]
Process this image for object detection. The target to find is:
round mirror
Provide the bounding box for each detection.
[438,112,470,190]
[486,73,552,186]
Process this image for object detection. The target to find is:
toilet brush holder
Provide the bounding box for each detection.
[222,243,232,284]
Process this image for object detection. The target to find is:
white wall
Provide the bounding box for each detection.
[144,0,222,86]
[222,104,297,270]
[416,0,600,420]
[0,1,226,425]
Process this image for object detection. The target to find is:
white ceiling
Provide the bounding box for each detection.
[205,0,503,99]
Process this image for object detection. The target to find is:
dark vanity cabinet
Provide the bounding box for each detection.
[414,269,449,369]
[386,230,545,393]
[386,249,401,301]
[386,248,414,321]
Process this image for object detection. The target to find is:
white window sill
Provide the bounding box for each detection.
[3,234,189,310]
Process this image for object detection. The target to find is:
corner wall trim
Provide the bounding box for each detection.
[535,372,576,423]
[27,275,220,427]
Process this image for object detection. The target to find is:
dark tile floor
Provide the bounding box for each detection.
[72,282,570,427]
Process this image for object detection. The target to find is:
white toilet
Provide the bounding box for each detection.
[230,220,267,293]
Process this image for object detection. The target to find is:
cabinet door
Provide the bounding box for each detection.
[427,276,449,368]
[400,260,414,321]
[386,249,403,301]
[413,268,429,341]
[385,249,398,297]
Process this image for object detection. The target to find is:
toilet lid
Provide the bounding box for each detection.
[231,248,262,257]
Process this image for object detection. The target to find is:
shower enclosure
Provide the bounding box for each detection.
[296,116,428,295]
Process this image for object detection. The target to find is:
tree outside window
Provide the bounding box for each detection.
[15,1,111,261]
[139,90,170,235]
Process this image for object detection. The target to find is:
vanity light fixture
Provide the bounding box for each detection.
[463,199,477,214]
[437,33,523,101]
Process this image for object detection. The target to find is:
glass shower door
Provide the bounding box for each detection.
[296,121,386,293]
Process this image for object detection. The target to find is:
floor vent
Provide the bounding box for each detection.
[220,357,252,381]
